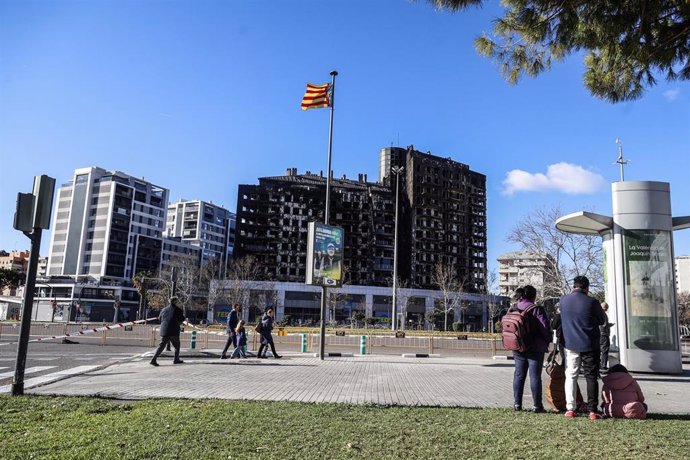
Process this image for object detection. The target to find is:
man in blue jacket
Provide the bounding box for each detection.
[560,276,606,419]
[220,303,242,359]
[150,296,186,367]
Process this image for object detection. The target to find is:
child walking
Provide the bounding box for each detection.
[601,364,647,419]
[231,320,248,359]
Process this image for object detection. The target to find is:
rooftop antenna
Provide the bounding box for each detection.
[614,138,629,181]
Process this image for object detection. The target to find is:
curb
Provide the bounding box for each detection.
[402,353,441,358]
[312,352,354,357]
[18,352,143,393]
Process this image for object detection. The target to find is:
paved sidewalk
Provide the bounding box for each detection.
[29,350,690,415]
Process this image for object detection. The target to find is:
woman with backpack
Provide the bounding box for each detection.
[257,307,282,359]
[511,285,551,412]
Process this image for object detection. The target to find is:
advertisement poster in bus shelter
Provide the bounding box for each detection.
[623,229,677,351]
[306,222,344,287]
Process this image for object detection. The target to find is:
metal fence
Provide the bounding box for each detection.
[0,322,507,356]
[2,322,688,359]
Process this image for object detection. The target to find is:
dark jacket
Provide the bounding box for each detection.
[159,303,185,337]
[260,314,274,343]
[227,309,239,334]
[236,328,247,347]
[515,299,551,353]
[599,311,614,344]
[559,290,606,352]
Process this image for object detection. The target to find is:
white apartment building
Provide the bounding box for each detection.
[47,167,168,280]
[497,251,556,299]
[676,255,690,293]
[166,199,235,274]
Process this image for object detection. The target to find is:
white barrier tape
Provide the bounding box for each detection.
[182,321,229,337]
[0,317,160,347]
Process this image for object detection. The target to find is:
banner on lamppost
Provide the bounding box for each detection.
[306,222,344,287]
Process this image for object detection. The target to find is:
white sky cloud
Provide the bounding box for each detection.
[502,162,606,196]
[663,88,680,102]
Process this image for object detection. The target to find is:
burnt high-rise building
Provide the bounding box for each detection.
[234,170,395,286]
[379,146,487,292]
[234,145,487,292]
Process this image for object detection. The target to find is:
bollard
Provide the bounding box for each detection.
[301,333,308,353]
[190,330,197,350]
[360,335,367,355]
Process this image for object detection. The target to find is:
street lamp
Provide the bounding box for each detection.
[391,165,404,331]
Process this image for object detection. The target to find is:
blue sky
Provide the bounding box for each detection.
[1,0,688,276]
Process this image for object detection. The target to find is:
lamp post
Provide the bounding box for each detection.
[317,70,338,361]
[391,166,404,331]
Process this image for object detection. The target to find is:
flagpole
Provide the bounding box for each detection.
[319,70,337,361]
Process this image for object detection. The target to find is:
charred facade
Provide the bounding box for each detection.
[379,146,487,292]
[234,170,395,286]
[234,146,487,292]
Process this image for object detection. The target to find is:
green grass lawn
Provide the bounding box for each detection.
[1,396,688,459]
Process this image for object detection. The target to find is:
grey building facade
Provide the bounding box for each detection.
[47,167,168,280]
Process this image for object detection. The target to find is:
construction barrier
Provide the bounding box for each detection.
[0,317,160,347]
[0,321,511,357]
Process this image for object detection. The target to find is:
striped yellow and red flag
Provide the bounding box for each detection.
[301,83,331,110]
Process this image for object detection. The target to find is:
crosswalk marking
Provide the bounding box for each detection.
[0,366,55,379]
[0,365,99,394]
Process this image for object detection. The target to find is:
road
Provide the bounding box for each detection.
[0,341,152,393]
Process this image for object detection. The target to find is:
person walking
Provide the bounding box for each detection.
[257,307,281,359]
[599,302,614,371]
[511,285,551,412]
[221,303,242,359]
[150,296,186,366]
[559,276,606,420]
[231,320,248,359]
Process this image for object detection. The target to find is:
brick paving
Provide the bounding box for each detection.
[28,350,690,415]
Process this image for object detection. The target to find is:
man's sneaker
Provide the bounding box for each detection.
[514,404,522,411]
[149,360,159,367]
[220,355,227,360]
[589,412,602,420]
[173,360,184,364]
[565,410,577,418]
[532,407,545,413]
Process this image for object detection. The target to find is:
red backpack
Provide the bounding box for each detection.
[501,304,538,352]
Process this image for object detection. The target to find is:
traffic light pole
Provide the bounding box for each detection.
[11,227,42,396]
